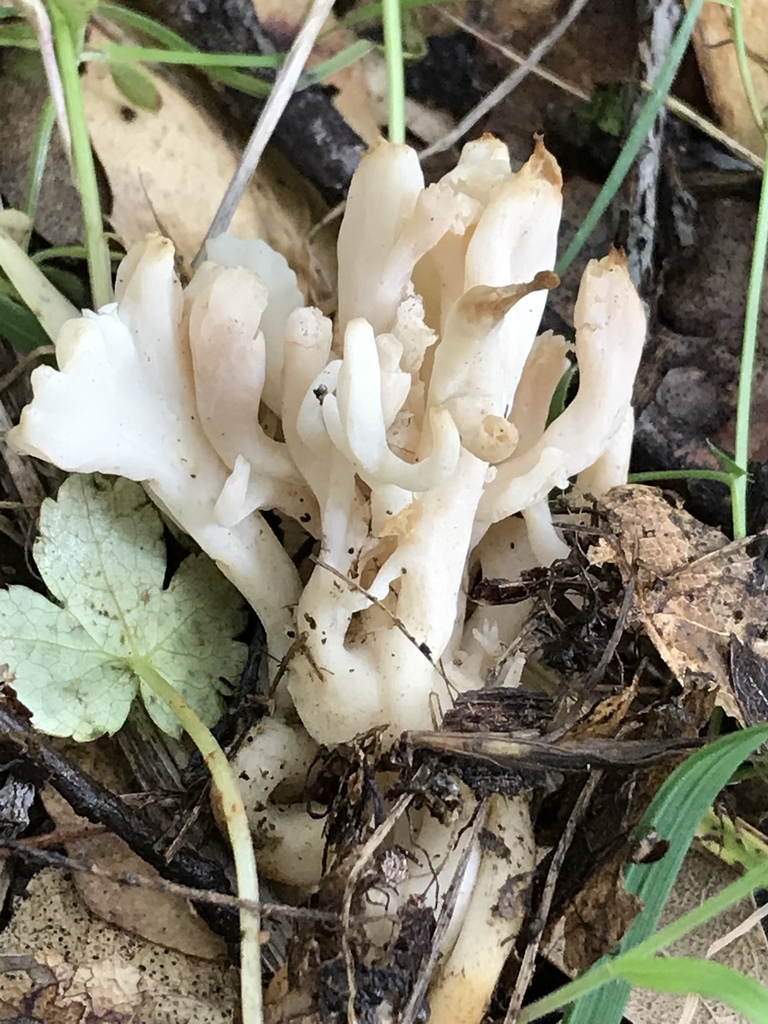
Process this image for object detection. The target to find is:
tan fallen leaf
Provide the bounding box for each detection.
[687,0,768,156]
[43,787,227,962]
[82,54,320,294]
[0,868,236,1024]
[597,486,768,723]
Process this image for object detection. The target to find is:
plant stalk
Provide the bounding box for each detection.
[136,661,263,1024]
[48,5,112,309]
[382,0,405,143]
[730,1,768,538]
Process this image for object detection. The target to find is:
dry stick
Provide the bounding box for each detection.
[503,771,602,1024]
[0,702,239,940]
[17,0,71,157]
[399,798,490,1024]
[194,0,336,264]
[419,0,593,160]
[0,346,55,396]
[436,7,763,172]
[341,792,414,1024]
[0,836,340,924]
[621,0,681,293]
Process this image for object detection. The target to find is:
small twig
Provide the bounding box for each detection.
[0,702,239,940]
[312,556,444,675]
[399,798,489,1024]
[0,346,55,396]
[581,573,636,688]
[419,0,592,160]
[17,0,72,158]
[0,836,340,924]
[341,792,414,1024]
[195,0,336,264]
[504,771,602,1024]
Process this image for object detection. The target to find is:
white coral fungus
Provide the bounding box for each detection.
[8,135,645,1024]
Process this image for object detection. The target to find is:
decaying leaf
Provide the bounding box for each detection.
[688,0,768,156]
[596,486,768,723]
[730,635,768,731]
[44,788,227,962]
[82,55,321,292]
[0,868,236,1023]
[561,847,643,973]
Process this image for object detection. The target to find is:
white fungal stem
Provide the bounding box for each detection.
[428,794,536,1024]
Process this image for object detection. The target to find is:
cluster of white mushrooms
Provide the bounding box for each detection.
[7,134,645,1023]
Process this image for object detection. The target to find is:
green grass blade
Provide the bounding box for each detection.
[24,99,57,237]
[49,1,112,308]
[96,3,199,51]
[520,725,768,1024]
[382,0,405,143]
[300,38,375,85]
[730,1,768,537]
[576,725,768,1023]
[0,293,53,352]
[520,854,768,1023]
[95,3,269,95]
[92,43,282,68]
[628,469,733,485]
[556,0,706,276]
[617,956,768,1022]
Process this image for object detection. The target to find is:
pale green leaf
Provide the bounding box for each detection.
[108,60,162,112]
[0,474,247,740]
[0,585,137,741]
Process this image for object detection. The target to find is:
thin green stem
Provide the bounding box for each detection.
[136,661,263,1024]
[628,469,733,485]
[23,97,56,248]
[382,0,405,144]
[555,0,706,277]
[86,43,282,68]
[730,5,768,538]
[48,6,112,308]
[731,2,764,135]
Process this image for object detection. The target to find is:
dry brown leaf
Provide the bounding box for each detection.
[82,56,319,293]
[43,788,227,962]
[561,849,642,973]
[567,679,639,741]
[0,868,236,1024]
[597,486,768,723]
[640,534,768,723]
[594,484,727,580]
[687,0,768,155]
